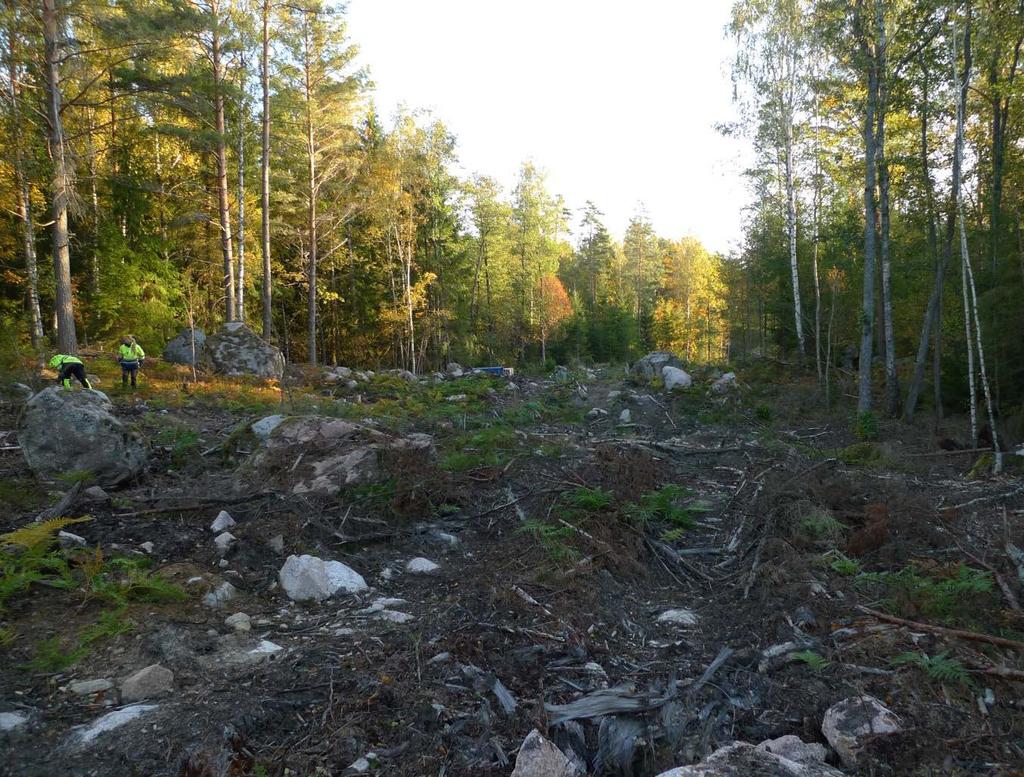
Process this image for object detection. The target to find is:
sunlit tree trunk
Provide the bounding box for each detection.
[855,0,878,415]
[211,0,236,321]
[236,47,247,323]
[42,0,78,353]
[260,0,272,340]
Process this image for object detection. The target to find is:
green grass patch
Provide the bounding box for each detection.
[440,425,520,471]
[891,651,972,687]
[0,477,49,513]
[837,442,885,467]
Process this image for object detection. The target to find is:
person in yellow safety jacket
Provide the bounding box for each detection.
[48,354,92,389]
[117,336,146,388]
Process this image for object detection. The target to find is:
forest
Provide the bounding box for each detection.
[1,0,1023,433]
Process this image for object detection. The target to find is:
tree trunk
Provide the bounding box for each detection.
[42,0,78,354]
[304,27,318,365]
[876,0,899,416]
[211,0,236,322]
[236,47,246,323]
[784,97,804,359]
[811,90,823,383]
[856,0,878,415]
[260,0,273,340]
[5,4,44,350]
[905,15,971,423]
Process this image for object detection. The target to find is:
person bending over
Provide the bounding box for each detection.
[49,354,92,389]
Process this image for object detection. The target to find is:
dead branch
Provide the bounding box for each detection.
[856,605,1024,652]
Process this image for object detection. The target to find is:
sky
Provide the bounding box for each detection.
[345,0,751,255]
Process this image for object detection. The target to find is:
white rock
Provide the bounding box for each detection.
[586,408,608,420]
[662,365,693,392]
[251,414,286,440]
[432,531,460,546]
[58,531,87,549]
[607,390,622,401]
[210,510,237,532]
[446,394,467,402]
[511,729,582,777]
[655,741,844,777]
[225,612,252,632]
[202,581,238,608]
[379,567,394,581]
[278,554,368,601]
[139,541,155,554]
[378,610,414,624]
[428,652,451,665]
[267,534,285,553]
[214,531,237,553]
[822,695,901,769]
[756,735,829,765]
[0,712,28,732]
[405,557,440,574]
[120,664,174,703]
[347,752,378,773]
[249,640,284,656]
[446,362,464,378]
[657,609,700,627]
[71,704,158,746]
[68,679,114,696]
[618,409,632,424]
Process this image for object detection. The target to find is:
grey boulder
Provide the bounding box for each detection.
[162,328,206,365]
[20,387,147,486]
[200,322,285,379]
[120,664,174,702]
[279,554,368,601]
[630,351,684,383]
[655,741,844,777]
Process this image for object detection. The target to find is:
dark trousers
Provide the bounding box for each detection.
[58,363,91,389]
[121,361,139,387]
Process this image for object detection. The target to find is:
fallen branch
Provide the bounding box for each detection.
[36,481,83,522]
[856,605,1024,652]
[953,483,1024,510]
[970,664,1024,682]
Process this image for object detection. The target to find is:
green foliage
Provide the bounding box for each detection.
[855,412,880,441]
[754,403,773,422]
[892,652,973,687]
[565,487,614,511]
[624,485,705,536]
[0,477,49,513]
[29,608,132,673]
[838,442,884,467]
[520,518,579,564]
[440,425,519,471]
[799,507,846,544]
[827,551,862,577]
[154,425,202,466]
[792,650,831,671]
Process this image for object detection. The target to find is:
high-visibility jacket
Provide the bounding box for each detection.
[118,343,145,363]
[48,354,83,370]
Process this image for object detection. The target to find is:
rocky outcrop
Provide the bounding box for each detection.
[162,328,206,366]
[200,323,284,379]
[243,416,433,496]
[655,740,844,777]
[630,352,684,383]
[20,387,147,486]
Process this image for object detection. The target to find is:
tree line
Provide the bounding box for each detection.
[0,0,729,373]
[728,0,1023,459]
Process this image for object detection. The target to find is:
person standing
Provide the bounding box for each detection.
[48,353,92,389]
[117,336,146,388]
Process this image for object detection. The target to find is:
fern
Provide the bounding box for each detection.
[565,487,614,511]
[892,652,973,687]
[0,516,92,550]
[792,650,831,672]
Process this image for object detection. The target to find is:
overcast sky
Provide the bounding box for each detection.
[345,0,750,254]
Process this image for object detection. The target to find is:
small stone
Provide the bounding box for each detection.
[225,612,252,632]
[0,712,28,732]
[822,695,901,769]
[378,610,414,624]
[432,531,460,546]
[607,390,622,401]
[120,664,174,702]
[756,735,829,765]
[248,640,284,657]
[202,581,238,608]
[445,394,467,402]
[82,486,110,503]
[428,652,451,665]
[618,409,631,424]
[214,531,236,553]
[210,511,236,532]
[69,679,114,696]
[140,541,155,554]
[347,753,378,773]
[268,534,285,553]
[58,531,87,549]
[710,372,738,393]
[218,559,229,568]
[405,557,440,574]
[379,567,394,581]
[657,609,700,627]
[586,408,608,420]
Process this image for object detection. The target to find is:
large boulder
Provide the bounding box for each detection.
[200,322,284,379]
[162,328,206,366]
[21,387,147,485]
[655,741,844,777]
[821,695,901,769]
[278,554,368,601]
[662,365,692,392]
[243,416,434,496]
[630,352,684,383]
